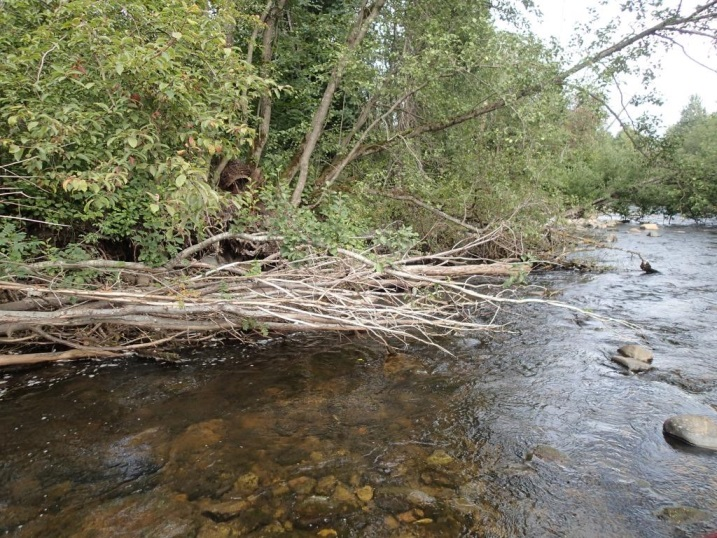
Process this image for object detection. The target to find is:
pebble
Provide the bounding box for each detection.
[426,449,453,466]
[355,485,374,502]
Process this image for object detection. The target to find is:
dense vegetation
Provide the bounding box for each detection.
[2,0,715,268]
[0,0,716,358]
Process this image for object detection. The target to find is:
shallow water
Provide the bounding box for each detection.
[1,223,716,537]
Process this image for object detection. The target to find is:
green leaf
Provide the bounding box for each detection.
[27,121,39,131]
[171,32,182,40]
[175,174,186,187]
[127,136,138,148]
[149,203,160,213]
[115,62,124,75]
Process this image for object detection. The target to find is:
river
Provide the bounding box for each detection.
[1,222,716,537]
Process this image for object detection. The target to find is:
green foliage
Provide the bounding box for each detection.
[559,95,717,221]
[266,191,366,260]
[0,220,45,264]
[0,0,275,262]
[2,0,714,272]
[503,270,528,288]
[659,108,717,219]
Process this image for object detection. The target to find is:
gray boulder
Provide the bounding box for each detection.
[617,344,653,363]
[663,415,717,450]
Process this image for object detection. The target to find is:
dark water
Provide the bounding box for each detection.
[1,223,716,537]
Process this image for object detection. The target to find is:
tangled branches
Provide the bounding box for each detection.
[0,232,540,366]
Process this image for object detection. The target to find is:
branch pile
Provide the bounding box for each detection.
[0,234,533,366]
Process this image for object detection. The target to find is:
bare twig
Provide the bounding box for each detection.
[36,42,59,85]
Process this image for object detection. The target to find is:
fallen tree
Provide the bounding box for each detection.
[0,231,542,366]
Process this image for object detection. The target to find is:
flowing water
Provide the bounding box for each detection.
[1,223,716,537]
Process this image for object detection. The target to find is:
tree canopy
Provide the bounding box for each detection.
[2,0,717,266]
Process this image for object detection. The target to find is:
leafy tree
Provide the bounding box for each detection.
[0,0,274,263]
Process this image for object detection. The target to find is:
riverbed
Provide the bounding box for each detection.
[1,222,716,537]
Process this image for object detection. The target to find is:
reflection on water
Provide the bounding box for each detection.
[1,224,716,537]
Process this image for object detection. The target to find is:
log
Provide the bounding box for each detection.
[0,349,121,367]
[398,262,530,277]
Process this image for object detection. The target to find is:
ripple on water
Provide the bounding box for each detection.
[2,225,717,536]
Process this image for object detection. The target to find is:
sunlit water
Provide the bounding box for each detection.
[1,223,716,537]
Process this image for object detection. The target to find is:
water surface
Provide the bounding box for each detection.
[1,223,716,537]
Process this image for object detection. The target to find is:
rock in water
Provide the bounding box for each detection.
[611,355,653,373]
[526,444,569,463]
[617,344,653,363]
[640,223,659,230]
[663,415,717,450]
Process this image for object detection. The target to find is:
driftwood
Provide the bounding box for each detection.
[0,232,539,366]
[0,349,121,367]
[0,230,634,368]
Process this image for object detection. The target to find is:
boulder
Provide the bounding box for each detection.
[617,344,653,363]
[640,223,659,230]
[663,415,717,450]
[611,355,653,373]
[646,231,661,237]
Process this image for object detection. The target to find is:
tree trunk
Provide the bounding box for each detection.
[288,0,387,206]
[252,0,287,171]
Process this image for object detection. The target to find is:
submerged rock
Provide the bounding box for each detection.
[611,355,654,373]
[526,444,568,463]
[287,476,317,495]
[663,415,717,450]
[426,449,454,467]
[355,485,374,502]
[78,490,200,536]
[200,499,249,521]
[315,475,338,496]
[656,505,710,523]
[332,483,359,506]
[407,489,437,508]
[617,344,653,363]
[233,472,259,495]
